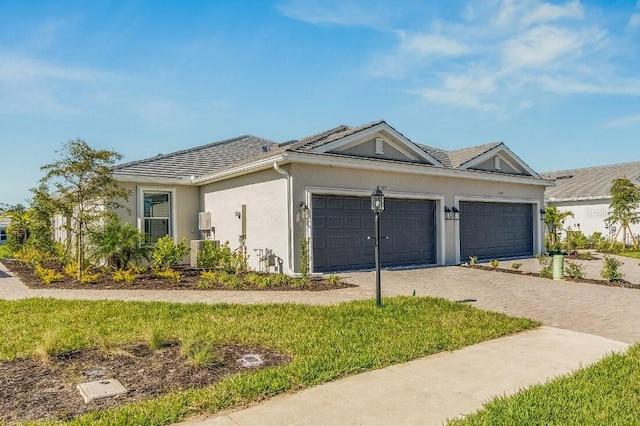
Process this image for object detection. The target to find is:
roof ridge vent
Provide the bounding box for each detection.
[555,175,574,180]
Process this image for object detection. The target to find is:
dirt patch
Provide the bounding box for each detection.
[0,342,289,424]
[1,259,356,292]
[465,265,639,289]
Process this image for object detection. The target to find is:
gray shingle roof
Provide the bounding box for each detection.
[113,121,536,182]
[447,142,503,168]
[543,161,640,201]
[112,135,278,179]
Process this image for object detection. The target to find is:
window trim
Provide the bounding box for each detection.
[137,186,178,241]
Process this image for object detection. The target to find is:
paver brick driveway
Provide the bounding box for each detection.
[344,266,640,344]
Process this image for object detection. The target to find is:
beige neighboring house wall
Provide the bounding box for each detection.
[0,218,9,245]
[200,169,289,272]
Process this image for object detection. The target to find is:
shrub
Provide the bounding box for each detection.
[89,216,151,269]
[587,232,607,250]
[148,326,167,350]
[245,272,270,289]
[564,230,588,251]
[153,268,182,283]
[196,240,248,273]
[469,256,478,266]
[197,270,220,288]
[326,273,342,285]
[219,272,244,289]
[14,247,47,268]
[292,276,311,289]
[180,338,223,369]
[113,268,140,284]
[151,236,190,269]
[601,255,624,282]
[33,328,65,364]
[564,260,585,280]
[490,259,499,269]
[511,262,522,270]
[80,271,100,284]
[536,254,552,278]
[63,263,78,278]
[34,265,64,285]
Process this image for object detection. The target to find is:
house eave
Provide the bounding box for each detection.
[546,195,611,203]
[192,154,287,185]
[113,174,194,185]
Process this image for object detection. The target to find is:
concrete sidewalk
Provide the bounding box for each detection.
[180,327,628,426]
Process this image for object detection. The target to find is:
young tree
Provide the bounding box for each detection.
[607,177,640,249]
[543,206,574,252]
[40,139,129,280]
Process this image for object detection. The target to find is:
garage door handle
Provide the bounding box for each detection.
[366,236,390,240]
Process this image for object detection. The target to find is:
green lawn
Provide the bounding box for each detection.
[449,344,640,425]
[616,250,640,260]
[0,297,537,425]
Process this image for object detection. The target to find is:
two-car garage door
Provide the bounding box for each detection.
[312,195,437,272]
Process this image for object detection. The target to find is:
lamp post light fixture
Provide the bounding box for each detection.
[371,186,385,308]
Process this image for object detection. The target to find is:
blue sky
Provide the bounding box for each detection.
[2,0,640,206]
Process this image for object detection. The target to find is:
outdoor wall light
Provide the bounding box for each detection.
[540,208,546,221]
[452,206,460,220]
[444,206,453,220]
[299,201,310,220]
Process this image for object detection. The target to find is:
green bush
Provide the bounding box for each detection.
[564,260,585,280]
[151,236,190,269]
[490,259,499,269]
[34,265,64,285]
[587,232,607,250]
[469,256,478,266]
[153,267,182,283]
[601,255,624,282]
[511,262,522,270]
[564,230,588,251]
[89,216,151,269]
[113,268,140,284]
[536,254,552,278]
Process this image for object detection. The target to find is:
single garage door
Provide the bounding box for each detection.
[459,201,533,261]
[312,195,436,272]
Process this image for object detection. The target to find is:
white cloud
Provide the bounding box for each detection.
[521,0,583,26]
[501,25,603,70]
[604,113,640,128]
[627,13,640,31]
[398,32,469,57]
[275,0,386,27]
[366,0,640,113]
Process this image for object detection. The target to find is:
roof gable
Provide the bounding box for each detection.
[307,121,444,166]
[454,142,539,177]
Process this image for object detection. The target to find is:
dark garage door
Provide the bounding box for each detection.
[311,195,436,272]
[459,201,533,261]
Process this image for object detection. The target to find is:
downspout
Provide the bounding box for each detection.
[273,162,298,276]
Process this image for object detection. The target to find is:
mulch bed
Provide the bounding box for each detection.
[0,342,290,424]
[466,265,639,289]
[1,259,356,292]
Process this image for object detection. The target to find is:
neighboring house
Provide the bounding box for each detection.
[0,216,8,245]
[543,161,640,242]
[111,120,552,273]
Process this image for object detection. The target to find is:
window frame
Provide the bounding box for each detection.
[137,187,177,242]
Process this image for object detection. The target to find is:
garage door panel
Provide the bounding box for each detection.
[460,201,533,261]
[312,195,437,272]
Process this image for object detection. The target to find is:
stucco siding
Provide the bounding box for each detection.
[550,199,640,242]
[290,163,545,267]
[201,168,289,272]
[115,182,200,255]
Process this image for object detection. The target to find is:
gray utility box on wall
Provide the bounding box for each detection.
[190,239,220,267]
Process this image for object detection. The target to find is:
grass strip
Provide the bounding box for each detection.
[0,296,537,425]
[449,344,640,425]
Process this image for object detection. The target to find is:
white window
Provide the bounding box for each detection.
[142,191,173,241]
